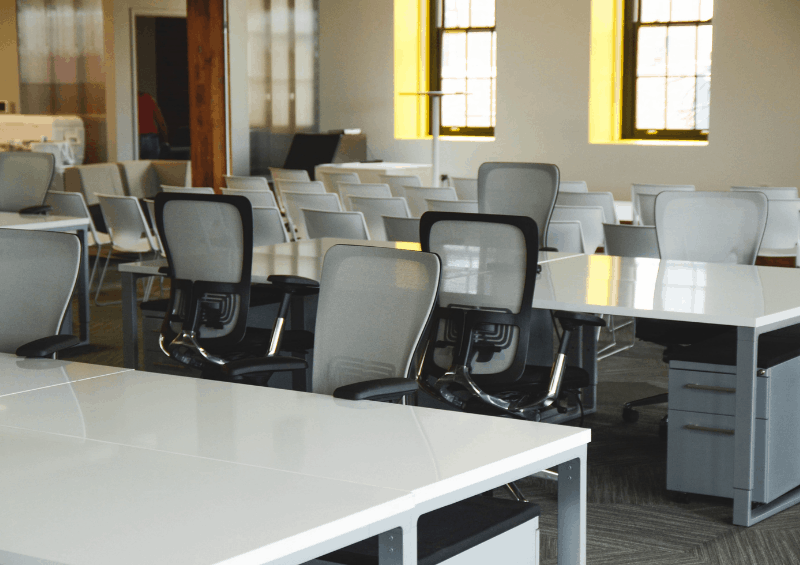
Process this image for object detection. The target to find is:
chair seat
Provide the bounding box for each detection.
[320,495,541,565]
[88,232,112,247]
[111,238,154,254]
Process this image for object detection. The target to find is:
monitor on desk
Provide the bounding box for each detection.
[282,132,368,179]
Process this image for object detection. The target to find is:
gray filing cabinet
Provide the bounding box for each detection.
[667,337,800,503]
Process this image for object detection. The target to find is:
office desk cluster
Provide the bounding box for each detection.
[0,354,588,565]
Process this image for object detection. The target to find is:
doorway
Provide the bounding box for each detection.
[135,15,190,160]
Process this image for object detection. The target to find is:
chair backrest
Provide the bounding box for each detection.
[383,215,421,243]
[631,183,694,225]
[655,191,768,264]
[252,206,290,247]
[151,160,192,189]
[274,179,326,195]
[379,174,422,198]
[143,198,165,254]
[283,191,343,239]
[97,194,159,252]
[221,188,278,208]
[303,209,370,240]
[547,221,587,254]
[602,224,660,258]
[759,198,800,250]
[0,152,55,212]
[556,191,618,224]
[118,160,191,200]
[349,196,411,241]
[224,175,270,191]
[478,162,559,247]
[327,172,361,196]
[551,205,605,253]
[162,185,215,195]
[425,199,478,213]
[559,181,589,193]
[337,182,393,210]
[311,244,441,395]
[0,230,80,353]
[731,186,799,200]
[450,177,478,201]
[268,167,310,182]
[64,163,127,206]
[404,186,458,217]
[154,192,254,350]
[44,190,102,248]
[420,212,539,384]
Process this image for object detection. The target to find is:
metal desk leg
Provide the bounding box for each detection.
[122,271,141,369]
[379,523,417,565]
[76,227,90,344]
[558,446,587,565]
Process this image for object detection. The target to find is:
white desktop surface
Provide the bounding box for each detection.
[0,212,89,231]
[532,254,800,328]
[0,370,589,505]
[0,354,129,398]
[0,426,412,565]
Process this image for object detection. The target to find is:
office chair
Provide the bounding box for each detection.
[0,152,55,214]
[223,175,270,191]
[425,199,478,213]
[556,190,619,225]
[382,215,421,243]
[378,173,421,199]
[450,177,478,200]
[559,180,589,193]
[221,187,279,208]
[630,183,694,226]
[349,195,411,241]
[213,244,543,565]
[153,192,316,383]
[271,178,326,213]
[550,205,606,253]
[416,212,604,422]
[403,186,458,218]
[336,182,393,210]
[547,220,587,254]
[731,186,798,199]
[283,191,343,240]
[252,206,291,246]
[478,162,560,250]
[623,191,769,432]
[0,230,80,358]
[302,209,371,240]
[161,185,215,195]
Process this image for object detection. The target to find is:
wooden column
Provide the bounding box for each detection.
[187,0,227,190]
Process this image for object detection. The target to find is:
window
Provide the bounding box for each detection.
[622,0,712,140]
[430,0,496,137]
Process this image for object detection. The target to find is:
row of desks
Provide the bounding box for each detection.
[0,353,589,564]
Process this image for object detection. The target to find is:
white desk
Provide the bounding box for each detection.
[0,212,91,344]
[315,162,433,192]
[0,355,590,564]
[532,253,800,526]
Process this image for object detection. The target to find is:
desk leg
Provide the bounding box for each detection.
[558,446,587,565]
[379,524,417,565]
[733,326,757,526]
[121,271,140,369]
[76,227,90,344]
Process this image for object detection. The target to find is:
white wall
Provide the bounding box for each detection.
[319,0,800,200]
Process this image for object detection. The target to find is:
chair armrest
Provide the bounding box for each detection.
[267,275,320,295]
[221,355,307,379]
[16,335,80,358]
[553,310,606,329]
[19,205,52,215]
[158,266,170,275]
[333,378,418,402]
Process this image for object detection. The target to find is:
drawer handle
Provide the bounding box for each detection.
[684,424,735,436]
[683,383,736,394]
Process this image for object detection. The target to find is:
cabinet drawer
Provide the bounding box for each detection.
[669,368,768,418]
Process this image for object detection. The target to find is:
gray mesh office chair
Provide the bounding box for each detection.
[153,193,316,383]
[478,162,559,249]
[0,230,80,357]
[0,152,55,213]
[417,212,604,421]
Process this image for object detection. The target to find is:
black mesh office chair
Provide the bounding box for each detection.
[416,212,604,422]
[153,192,316,384]
[1,230,80,358]
[0,152,55,214]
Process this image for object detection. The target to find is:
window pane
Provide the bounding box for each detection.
[636,77,666,129]
[666,76,696,129]
[666,26,697,76]
[639,0,670,23]
[637,27,667,77]
[470,0,495,27]
[441,80,466,127]
[696,25,712,76]
[441,31,466,79]
[443,0,470,28]
[670,0,700,22]
[466,78,491,127]
[700,0,713,20]
[695,76,710,129]
[466,31,493,78]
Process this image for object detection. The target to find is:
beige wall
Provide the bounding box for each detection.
[319,0,800,200]
[0,0,20,112]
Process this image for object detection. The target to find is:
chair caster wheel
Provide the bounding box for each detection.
[622,406,639,423]
[659,417,668,441]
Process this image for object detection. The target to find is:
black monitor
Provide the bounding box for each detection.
[282,133,342,180]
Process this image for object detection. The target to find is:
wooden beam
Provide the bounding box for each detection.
[186,0,227,190]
